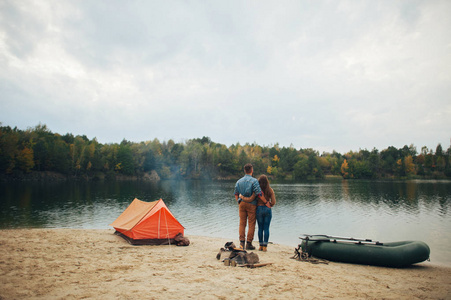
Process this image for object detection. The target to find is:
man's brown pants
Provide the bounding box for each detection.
[239,202,257,242]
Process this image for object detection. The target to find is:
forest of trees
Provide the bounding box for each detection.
[1,124,450,181]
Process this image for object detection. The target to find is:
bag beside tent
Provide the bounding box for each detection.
[110,198,186,245]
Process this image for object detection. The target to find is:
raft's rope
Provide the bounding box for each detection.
[291,246,329,265]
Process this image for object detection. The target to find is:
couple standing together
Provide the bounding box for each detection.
[234,163,276,251]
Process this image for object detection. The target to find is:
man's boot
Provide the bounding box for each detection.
[246,241,255,250]
[240,241,245,249]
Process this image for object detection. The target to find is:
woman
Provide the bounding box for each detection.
[240,175,276,251]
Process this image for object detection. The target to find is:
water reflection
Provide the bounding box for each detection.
[0,179,450,265]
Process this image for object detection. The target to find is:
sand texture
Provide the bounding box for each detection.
[0,229,450,299]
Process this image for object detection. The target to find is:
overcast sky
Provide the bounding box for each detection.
[1,1,450,153]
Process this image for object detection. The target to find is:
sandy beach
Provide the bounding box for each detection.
[0,229,450,299]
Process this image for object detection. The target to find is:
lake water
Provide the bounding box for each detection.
[1,179,450,266]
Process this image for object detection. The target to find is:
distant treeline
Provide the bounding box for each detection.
[1,124,450,181]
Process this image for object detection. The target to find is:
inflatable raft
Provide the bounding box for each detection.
[298,235,430,268]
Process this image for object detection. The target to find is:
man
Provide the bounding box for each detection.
[234,163,271,250]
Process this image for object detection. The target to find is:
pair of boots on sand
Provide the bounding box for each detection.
[240,241,267,252]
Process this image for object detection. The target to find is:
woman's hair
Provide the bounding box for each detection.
[258,175,272,200]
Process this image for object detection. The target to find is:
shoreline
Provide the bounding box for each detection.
[1,229,450,299]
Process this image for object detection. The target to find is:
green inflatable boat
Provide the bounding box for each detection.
[297,234,430,268]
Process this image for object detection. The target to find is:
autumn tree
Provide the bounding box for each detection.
[16,147,34,172]
[341,159,350,179]
[404,155,415,176]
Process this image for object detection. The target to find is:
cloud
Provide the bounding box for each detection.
[0,0,450,153]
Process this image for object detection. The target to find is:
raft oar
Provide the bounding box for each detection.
[300,234,383,245]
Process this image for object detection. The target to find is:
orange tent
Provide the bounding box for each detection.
[110,198,185,245]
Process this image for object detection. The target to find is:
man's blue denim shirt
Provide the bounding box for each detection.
[234,174,262,205]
